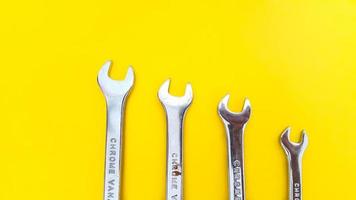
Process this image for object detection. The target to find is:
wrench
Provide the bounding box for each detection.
[158,79,193,200]
[280,127,308,200]
[98,61,134,200]
[218,94,251,200]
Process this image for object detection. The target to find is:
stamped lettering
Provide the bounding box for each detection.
[293,182,301,200]
[105,137,118,200]
[233,160,243,200]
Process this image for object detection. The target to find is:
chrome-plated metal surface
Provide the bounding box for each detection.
[98,61,134,200]
[158,79,193,200]
[280,127,308,200]
[218,94,251,200]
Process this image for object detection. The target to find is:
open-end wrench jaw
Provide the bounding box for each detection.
[218,94,251,127]
[158,79,193,108]
[98,60,134,97]
[281,127,308,156]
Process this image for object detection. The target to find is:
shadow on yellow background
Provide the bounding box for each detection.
[0,0,355,199]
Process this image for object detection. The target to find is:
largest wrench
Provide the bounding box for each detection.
[218,94,251,200]
[158,79,193,200]
[98,61,134,200]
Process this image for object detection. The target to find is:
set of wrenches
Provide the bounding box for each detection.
[98,61,308,200]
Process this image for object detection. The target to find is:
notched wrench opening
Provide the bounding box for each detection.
[98,60,134,97]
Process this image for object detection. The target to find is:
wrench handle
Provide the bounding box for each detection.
[288,155,303,200]
[226,124,246,200]
[165,107,186,200]
[103,96,126,200]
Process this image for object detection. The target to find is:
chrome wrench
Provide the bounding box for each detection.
[98,61,134,200]
[158,79,193,200]
[280,127,308,200]
[218,94,251,200]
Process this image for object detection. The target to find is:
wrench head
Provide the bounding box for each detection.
[218,94,251,126]
[158,79,193,108]
[97,60,134,97]
[280,127,308,156]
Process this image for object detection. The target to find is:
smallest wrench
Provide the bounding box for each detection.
[280,127,308,200]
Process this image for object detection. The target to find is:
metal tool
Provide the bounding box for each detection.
[218,94,251,200]
[98,61,134,200]
[280,127,308,200]
[158,79,193,200]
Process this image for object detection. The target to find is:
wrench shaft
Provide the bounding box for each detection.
[287,155,303,200]
[226,125,246,200]
[104,96,126,200]
[165,107,185,200]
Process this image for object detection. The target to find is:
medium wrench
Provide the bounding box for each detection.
[218,94,251,200]
[280,127,308,200]
[98,61,134,200]
[158,79,193,200]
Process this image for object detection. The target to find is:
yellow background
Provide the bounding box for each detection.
[0,0,355,199]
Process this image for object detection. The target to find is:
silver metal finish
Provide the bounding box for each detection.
[98,61,134,200]
[218,94,251,200]
[158,79,193,200]
[280,127,308,200]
